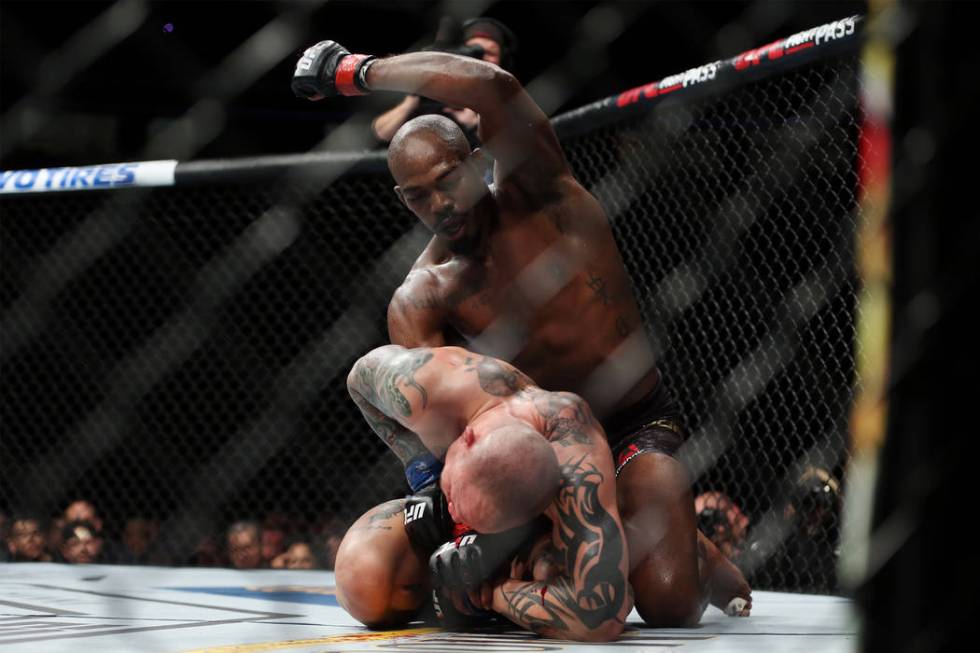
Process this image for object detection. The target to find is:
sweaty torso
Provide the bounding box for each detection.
[409,182,658,418]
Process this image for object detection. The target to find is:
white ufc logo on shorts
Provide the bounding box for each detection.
[404,502,426,524]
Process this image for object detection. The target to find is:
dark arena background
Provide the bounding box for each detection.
[2,2,976,652]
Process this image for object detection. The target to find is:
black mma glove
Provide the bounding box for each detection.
[292,40,376,99]
[429,522,535,594]
[428,523,538,626]
[403,484,455,558]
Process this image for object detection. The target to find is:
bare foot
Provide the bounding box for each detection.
[698,531,752,616]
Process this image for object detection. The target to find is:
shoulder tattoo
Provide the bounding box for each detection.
[464,356,533,397]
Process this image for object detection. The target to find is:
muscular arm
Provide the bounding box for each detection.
[365,52,569,194]
[387,279,448,349]
[491,394,632,642]
[347,345,437,472]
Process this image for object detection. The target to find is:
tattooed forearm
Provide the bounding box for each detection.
[349,387,429,465]
[497,455,628,640]
[348,347,436,466]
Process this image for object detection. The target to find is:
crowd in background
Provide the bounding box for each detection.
[0,499,346,571]
[2,463,842,596]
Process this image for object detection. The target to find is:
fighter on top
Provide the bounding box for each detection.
[293,38,750,627]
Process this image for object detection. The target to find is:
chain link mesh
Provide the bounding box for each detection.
[1,53,861,593]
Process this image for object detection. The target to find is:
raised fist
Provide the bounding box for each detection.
[291,40,374,99]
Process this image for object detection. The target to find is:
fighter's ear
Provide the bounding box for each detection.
[394,185,407,207]
[467,147,485,166]
[465,148,491,182]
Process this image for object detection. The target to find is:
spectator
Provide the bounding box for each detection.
[226,520,263,569]
[786,466,842,538]
[115,517,165,565]
[743,466,842,593]
[61,520,104,564]
[6,515,51,562]
[187,533,226,567]
[46,515,66,561]
[695,491,750,559]
[260,514,288,567]
[0,511,10,562]
[271,534,326,570]
[318,517,346,570]
[371,15,518,145]
[64,499,104,534]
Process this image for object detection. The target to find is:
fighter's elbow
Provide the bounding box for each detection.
[573,618,624,643]
[564,601,629,642]
[485,68,521,101]
[346,345,396,396]
[346,357,366,397]
[459,66,521,110]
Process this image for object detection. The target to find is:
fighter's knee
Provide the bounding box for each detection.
[631,562,705,629]
[635,585,704,628]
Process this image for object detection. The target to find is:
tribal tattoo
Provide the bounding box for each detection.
[498,454,628,637]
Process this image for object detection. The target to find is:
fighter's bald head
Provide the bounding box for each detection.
[443,422,560,533]
[387,114,472,182]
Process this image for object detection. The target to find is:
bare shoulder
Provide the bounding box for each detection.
[527,389,606,450]
[391,264,442,311]
[388,260,454,346]
[497,171,606,234]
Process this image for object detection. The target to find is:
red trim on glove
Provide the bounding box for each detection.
[335,54,371,96]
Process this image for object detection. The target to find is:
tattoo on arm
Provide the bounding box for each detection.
[464,356,533,397]
[349,348,434,466]
[352,349,432,417]
[498,455,628,637]
[586,270,612,306]
[533,392,599,448]
[349,388,429,465]
[349,500,407,532]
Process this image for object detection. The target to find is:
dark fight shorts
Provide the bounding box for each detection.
[602,372,688,476]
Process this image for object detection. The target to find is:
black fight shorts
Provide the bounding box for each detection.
[602,372,688,476]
